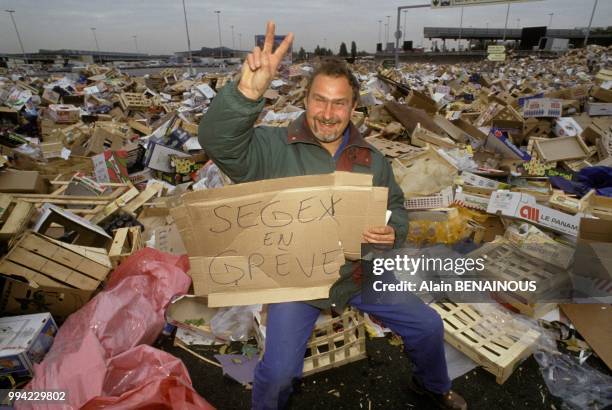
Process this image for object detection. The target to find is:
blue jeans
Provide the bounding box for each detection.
[252,293,451,410]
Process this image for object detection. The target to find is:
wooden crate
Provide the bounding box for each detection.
[467,240,571,317]
[431,302,539,384]
[303,309,367,376]
[0,195,34,243]
[119,93,151,111]
[255,309,367,377]
[0,232,112,291]
[108,227,143,268]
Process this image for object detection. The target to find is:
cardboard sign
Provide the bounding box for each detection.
[487,191,580,236]
[171,172,387,306]
[523,98,562,118]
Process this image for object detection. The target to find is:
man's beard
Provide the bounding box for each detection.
[311,117,343,143]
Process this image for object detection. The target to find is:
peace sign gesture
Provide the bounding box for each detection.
[237,21,294,100]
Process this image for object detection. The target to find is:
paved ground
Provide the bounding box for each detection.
[161,335,586,410]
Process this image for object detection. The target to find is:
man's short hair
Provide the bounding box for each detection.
[306,58,360,106]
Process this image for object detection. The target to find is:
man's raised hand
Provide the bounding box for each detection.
[237,21,294,100]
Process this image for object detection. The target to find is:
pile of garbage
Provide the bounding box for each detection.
[0,44,611,409]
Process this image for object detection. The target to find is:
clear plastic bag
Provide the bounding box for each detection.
[534,350,612,410]
[210,305,261,341]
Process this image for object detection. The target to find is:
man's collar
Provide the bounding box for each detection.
[286,112,371,150]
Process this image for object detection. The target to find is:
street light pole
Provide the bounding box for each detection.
[502,3,510,41]
[214,11,223,59]
[5,10,27,63]
[132,35,139,53]
[402,10,408,42]
[231,25,235,50]
[378,20,382,46]
[385,15,390,45]
[91,27,101,63]
[181,0,193,75]
[547,13,554,28]
[584,0,599,47]
[459,7,464,49]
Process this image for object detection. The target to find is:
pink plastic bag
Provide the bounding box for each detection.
[17,248,213,410]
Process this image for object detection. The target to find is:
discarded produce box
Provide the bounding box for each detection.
[0,275,93,322]
[165,295,219,340]
[33,203,112,247]
[523,98,562,118]
[470,239,569,317]
[108,226,143,268]
[254,308,366,377]
[0,169,48,194]
[0,232,112,292]
[0,195,34,243]
[48,104,80,124]
[0,313,58,377]
[431,302,539,384]
[92,150,130,184]
[487,191,580,236]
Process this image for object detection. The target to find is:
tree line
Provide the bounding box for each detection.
[295,41,368,60]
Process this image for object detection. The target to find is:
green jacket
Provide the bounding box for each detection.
[198,81,407,310]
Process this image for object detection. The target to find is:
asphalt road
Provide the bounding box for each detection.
[161,336,579,410]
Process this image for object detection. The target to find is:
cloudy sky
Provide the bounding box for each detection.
[0,0,610,55]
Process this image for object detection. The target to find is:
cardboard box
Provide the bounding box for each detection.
[554,117,583,138]
[560,304,612,370]
[144,142,190,173]
[0,231,112,291]
[504,223,574,269]
[523,98,562,118]
[585,102,612,116]
[92,150,129,184]
[590,86,612,103]
[0,275,93,323]
[48,104,80,124]
[0,169,48,194]
[484,129,531,161]
[0,313,58,377]
[487,191,580,236]
[33,203,112,247]
[574,218,612,281]
[165,295,219,339]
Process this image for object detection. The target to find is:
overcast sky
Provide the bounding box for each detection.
[0,0,610,55]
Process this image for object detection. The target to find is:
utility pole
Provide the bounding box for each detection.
[393,4,429,68]
[231,25,235,50]
[181,0,193,75]
[402,10,408,42]
[385,15,391,45]
[91,27,101,63]
[5,10,27,63]
[214,10,223,59]
[547,13,554,28]
[132,35,139,53]
[502,3,510,41]
[459,7,464,50]
[378,20,382,46]
[584,0,599,47]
